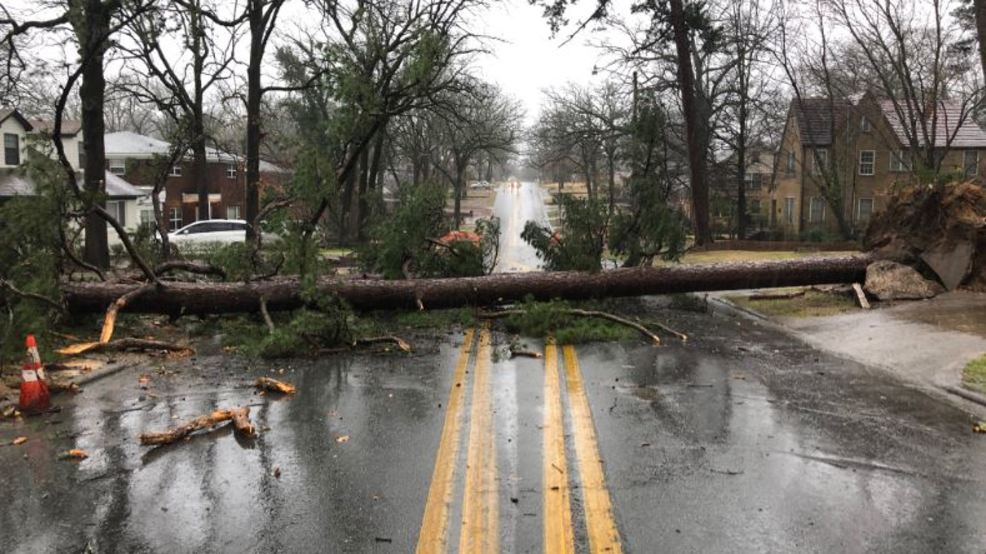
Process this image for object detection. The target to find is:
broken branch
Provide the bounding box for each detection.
[58,338,194,356]
[99,283,157,343]
[354,336,413,353]
[139,406,256,445]
[480,308,662,346]
[259,296,275,334]
[255,377,296,394]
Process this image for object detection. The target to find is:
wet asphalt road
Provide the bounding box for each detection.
[3,311,986,553]
[4,182,986,553]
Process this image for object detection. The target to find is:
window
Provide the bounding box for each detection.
[170,164,183,177]
[785,151,796,177]
[857,198,874,222]
[4,133,20,166]
[860,117,872,132]
[890,150,911,172]
[810,149,828,176]
[78,142,86,169]
[964,150,979,177]
[858,150,875,176]
[783,197,795,225]
[744,172,763,190]
[169,207,182,231]
[809,197,826,223]
[109,159,126,175]
[139,209,155,228]
[106,200,126,227]
[226,205,241,220]
[226,164,237,179]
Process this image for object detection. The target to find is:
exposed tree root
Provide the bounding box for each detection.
[139,406,256,445]
[255,377,296,394]
[480,308,662,346]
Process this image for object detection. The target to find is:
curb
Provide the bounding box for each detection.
[942,385,986,409]
[702,293,986,417]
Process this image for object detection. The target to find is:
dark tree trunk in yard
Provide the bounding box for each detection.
[64,255,870,314]
[354,145,369,239]
[245,0,277,240]
[670,0,712,246]
[192,5,209,222]
[79,0,112,269]
[361,132,385,240]
[454,165,465,229]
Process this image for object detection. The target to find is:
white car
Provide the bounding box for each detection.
[168,219,253,248]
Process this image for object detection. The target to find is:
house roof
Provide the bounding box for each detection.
[0,170,146,198]
[28,118,83,137]
[790,98,852,146]
[879,100,986,148]
[105,130,289,171]
[0,108,34,131]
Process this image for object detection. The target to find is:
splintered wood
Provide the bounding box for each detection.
[139,407,256,445]
[255,377,296,394]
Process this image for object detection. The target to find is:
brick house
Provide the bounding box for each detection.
[104,131,292,230]
[710,149,774,236]
[770,93,986,238]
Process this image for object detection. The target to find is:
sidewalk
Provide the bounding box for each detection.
[707,290,986,412]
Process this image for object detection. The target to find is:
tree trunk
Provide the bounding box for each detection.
[361,132,385,240]
[192,4,209,222]
[244,0,265,240]
[670,0,711,246]
[354,144,370,240]
[63,255,870,314]
[79,0,112,269]
[453,166,465,229]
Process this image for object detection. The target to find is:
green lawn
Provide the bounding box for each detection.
[727,290,859,318]
[963,354,986,394]
[671,250,859,265]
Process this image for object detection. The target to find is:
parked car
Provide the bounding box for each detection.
[168,219,279,249]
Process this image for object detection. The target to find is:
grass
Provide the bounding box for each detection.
[963,354,986,394]
[663,250,860,266]
[727,290,858,318]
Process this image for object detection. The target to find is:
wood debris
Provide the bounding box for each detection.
[139,406,256,446]
[255,377,296,394]
[12,436,27,446]
[60,448,89,460]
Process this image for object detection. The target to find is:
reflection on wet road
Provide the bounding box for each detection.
[4,304,986,552]
[494,181,550,273]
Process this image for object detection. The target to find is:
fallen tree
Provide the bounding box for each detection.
[63,255,870,314]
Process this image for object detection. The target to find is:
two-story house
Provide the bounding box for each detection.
[0,108,146,243]
[104,131,292,231]
[770,94,986,238]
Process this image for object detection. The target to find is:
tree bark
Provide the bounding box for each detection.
[977,0,986,89]
[670,0,711,246]
[79,0,112,269]
[63,255,870,314]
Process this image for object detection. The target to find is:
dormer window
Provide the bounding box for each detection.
[4,133,20,166]
[109,159,126,175]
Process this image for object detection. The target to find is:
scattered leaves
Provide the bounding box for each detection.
[12,436,27,446]
[974,422,986,433]
[335,434,350,444]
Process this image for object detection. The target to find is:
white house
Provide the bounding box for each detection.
[0,108,147,244]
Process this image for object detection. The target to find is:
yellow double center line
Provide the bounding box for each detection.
[416,330,620,553]
[562,345,623,553]
[416,329,476,554]
[459,327,498,553]
[544,340,575,553]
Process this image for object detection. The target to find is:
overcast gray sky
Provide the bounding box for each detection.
[472,0,609,122]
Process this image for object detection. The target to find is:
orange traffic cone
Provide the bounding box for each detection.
[18,335,50,413]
